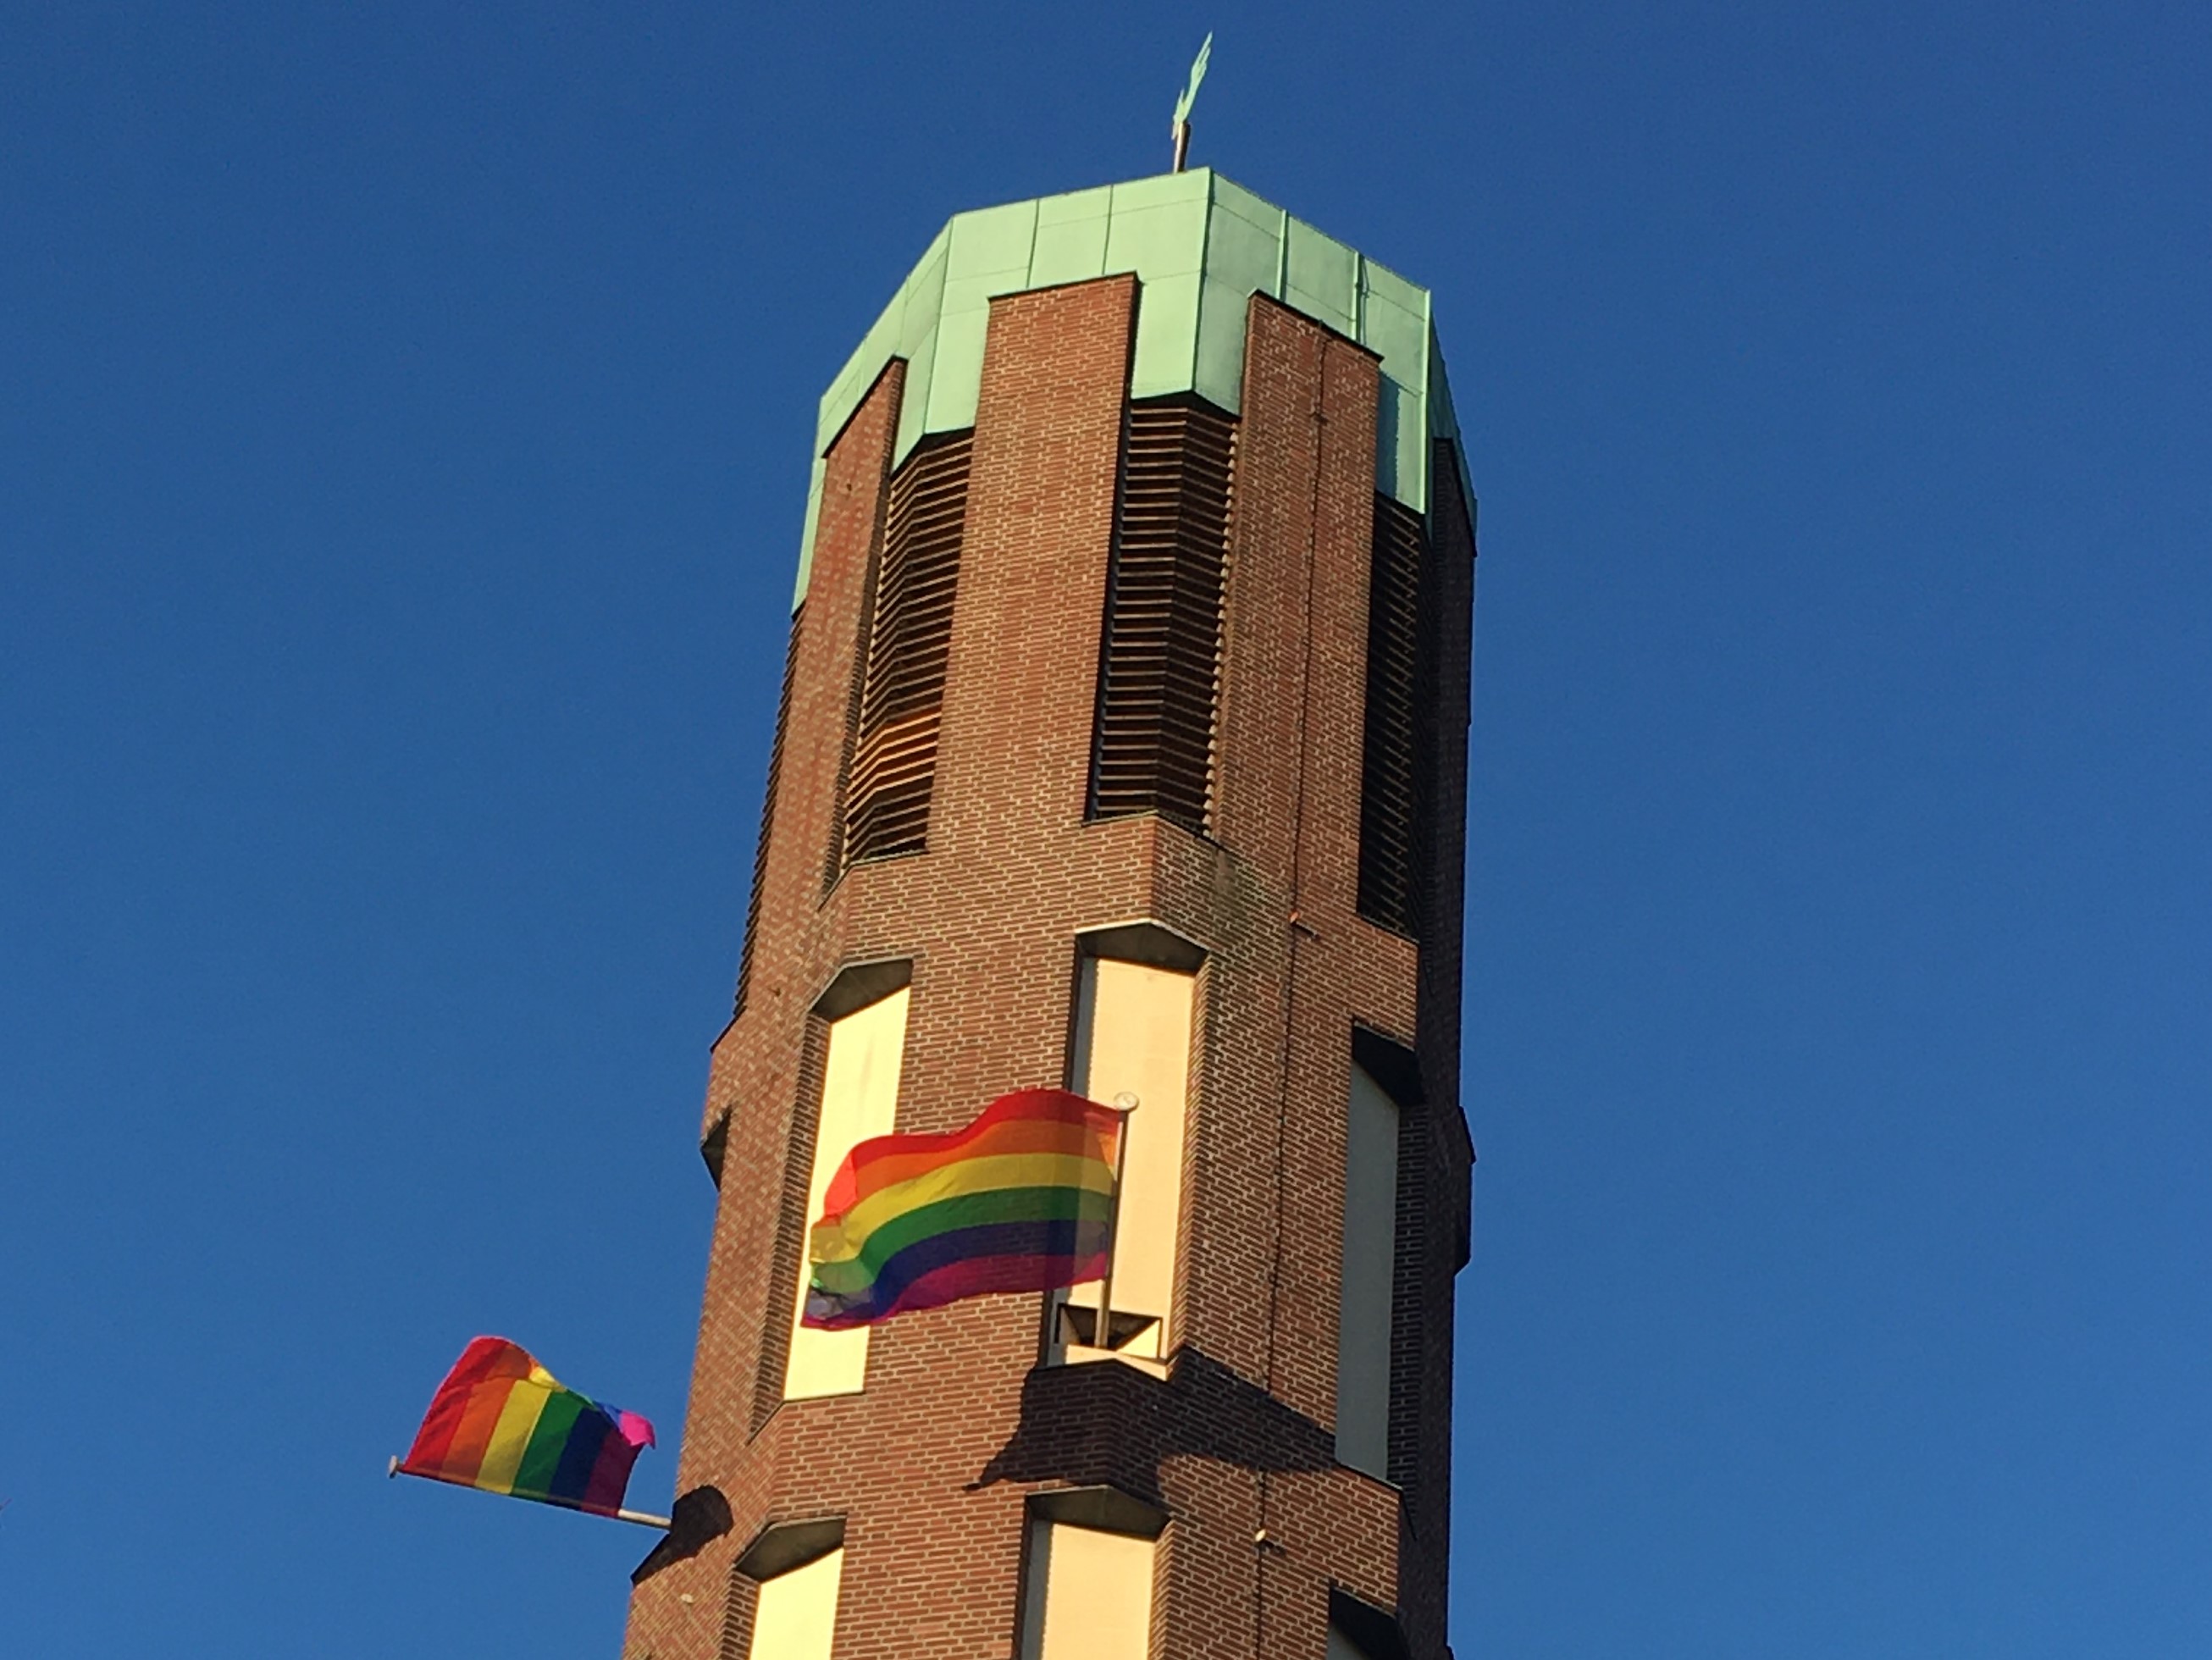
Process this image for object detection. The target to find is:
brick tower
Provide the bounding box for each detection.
[623,169,1476,1660]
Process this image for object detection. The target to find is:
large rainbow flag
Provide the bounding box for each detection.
[803,1087,1125,1330]
[397,1337,655,1519]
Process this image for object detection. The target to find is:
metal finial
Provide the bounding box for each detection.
[1170,31,1213,172]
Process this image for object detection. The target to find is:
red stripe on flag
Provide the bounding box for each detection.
[822,1088,1118,1215]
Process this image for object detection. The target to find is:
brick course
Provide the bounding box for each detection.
[623,274,1474,1660]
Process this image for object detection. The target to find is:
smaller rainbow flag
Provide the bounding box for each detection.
[804,1087,1125,1330]
[397,1337,655,1519]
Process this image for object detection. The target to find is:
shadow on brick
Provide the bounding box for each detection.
[970,1347,1337,1502]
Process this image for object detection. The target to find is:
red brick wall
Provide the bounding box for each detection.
[623,277,1474,1660]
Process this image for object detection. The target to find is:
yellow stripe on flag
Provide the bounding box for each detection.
[475,1376,550,1496]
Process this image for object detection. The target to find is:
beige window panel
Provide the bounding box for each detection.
[783,986,910,1400]
[1335,1061,1400,1479]
[1049,953,1195,1376]
[1019,1519,1156,1660]
[744,1546,843,1660]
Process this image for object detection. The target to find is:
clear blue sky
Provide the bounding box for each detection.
[3,3,2207,1655]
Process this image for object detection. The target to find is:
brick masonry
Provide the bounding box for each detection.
[622,274,1474,1660]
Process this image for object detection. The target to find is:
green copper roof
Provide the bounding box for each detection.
[792,168,1465,606]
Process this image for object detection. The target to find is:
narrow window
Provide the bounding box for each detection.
[843,433,971,865]
[1357,495,1430,937]
[1019,1519,1156,1660]
[1048,943,1197,1372]
[743,1546,843,1660]
[1325,1599,1404,1660]
[782,984,910,1400]
[1335,1061,1400,1479]
[1090,397,1235,834]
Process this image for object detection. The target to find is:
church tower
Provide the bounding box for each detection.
[623,168,1477,1660]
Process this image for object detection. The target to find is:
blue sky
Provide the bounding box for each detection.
[3,3,2208,1655]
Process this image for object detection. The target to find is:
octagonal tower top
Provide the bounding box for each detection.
[790,168,1468,605]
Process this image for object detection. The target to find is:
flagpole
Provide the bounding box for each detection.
[386,1457,672,1529]
[1091,1093,1139,1354]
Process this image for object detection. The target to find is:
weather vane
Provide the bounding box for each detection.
[1171,31,1213,173]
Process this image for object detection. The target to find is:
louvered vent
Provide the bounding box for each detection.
[1090,397,1236,833]
[1358,495,1432,938]
[843,433,971,865]
[733,615,803,1015]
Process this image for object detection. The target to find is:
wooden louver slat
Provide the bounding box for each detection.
[1358,494,1432,938]
[734,613,804,1012]
[843,433,971,865]
[1090,398,1236,833]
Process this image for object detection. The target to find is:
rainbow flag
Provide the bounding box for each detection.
[398,1337,654,1518]
[803,1087,1125,1330]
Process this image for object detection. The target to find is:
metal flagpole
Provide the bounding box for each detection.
[386,1456,672,1529]
[1091,1093,1139,1353]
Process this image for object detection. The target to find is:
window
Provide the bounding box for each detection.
[1019,1518,1156,1660]
[1049,937,1197,1373]
[1324,1588,1410,1660]
[783,983,910,1400]
[738,1545,844,1660]
[1335,1061,1400,1478]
